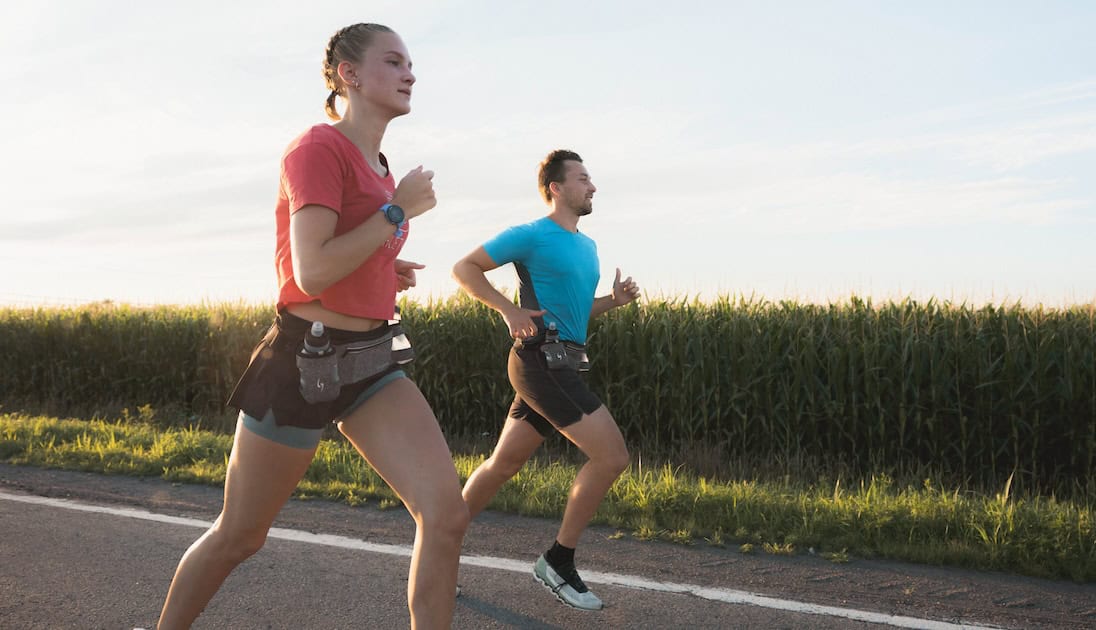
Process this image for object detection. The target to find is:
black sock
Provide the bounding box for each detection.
[545,540,575,569]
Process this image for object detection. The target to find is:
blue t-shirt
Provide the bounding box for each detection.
[483,216,600,343]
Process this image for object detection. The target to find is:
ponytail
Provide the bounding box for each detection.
[324,89,341,121]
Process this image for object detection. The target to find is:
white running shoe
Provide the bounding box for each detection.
[533,554,604,610]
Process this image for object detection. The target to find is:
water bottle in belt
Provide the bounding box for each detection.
[297,321,341,403]
[541,322,568,369]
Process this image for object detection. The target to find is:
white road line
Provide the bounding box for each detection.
[1,490,1001,630]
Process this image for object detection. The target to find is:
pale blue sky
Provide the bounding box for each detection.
[2,1,1094,306]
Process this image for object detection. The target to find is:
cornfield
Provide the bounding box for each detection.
[1,295,1093,493]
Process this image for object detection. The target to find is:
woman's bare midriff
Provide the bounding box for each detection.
[286,301,387,332]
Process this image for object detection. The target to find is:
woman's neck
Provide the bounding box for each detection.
[333,111,389,175]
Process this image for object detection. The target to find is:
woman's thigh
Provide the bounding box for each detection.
[337,378,463,517]
[220,415,319,534]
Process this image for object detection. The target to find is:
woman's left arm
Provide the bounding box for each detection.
[290,205,400,296]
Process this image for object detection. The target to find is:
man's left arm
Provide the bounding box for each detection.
[591,267,641,319]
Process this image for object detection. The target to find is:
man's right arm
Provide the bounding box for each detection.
[452,247,543,339]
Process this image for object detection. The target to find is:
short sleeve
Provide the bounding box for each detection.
[483,223,536,265]
[281,141,344,214]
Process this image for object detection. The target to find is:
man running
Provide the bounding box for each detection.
[452,149,640,610]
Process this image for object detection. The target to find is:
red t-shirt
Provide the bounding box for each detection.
[274,124,407,320]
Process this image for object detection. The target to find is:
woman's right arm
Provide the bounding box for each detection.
[291,167,435,296]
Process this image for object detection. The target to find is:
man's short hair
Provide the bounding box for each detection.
[537,149,583,203]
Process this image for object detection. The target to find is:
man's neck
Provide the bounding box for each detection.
[547,206,580,233]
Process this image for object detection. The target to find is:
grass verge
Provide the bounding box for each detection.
[2,411,1093,582]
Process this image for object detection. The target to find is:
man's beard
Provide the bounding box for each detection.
[577,204,593,216]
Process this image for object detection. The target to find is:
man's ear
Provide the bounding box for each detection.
[548,181,561,199]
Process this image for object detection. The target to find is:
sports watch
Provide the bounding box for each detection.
[379,203,407,238]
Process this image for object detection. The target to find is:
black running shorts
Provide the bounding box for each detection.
[227,312,405,430]
[506,345,603,437]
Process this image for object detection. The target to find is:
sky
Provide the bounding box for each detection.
[2,1,1095,307]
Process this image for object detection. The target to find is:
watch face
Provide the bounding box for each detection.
[386,204,405,223]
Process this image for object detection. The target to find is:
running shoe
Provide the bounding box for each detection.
[533,554,603,610]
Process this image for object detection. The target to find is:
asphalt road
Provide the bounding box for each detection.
[1,464,1093,629]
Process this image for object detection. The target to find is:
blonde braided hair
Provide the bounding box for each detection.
[322,23,394,121]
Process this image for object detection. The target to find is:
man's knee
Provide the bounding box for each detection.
[575,409,630,475]
[603,445,630,477]
[485,452,527,479]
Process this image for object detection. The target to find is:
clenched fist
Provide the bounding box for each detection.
[392,166,436,219]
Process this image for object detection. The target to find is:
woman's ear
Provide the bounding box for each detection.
[337,61,359,90]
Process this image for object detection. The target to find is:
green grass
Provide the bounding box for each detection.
[3,412,1093,583]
